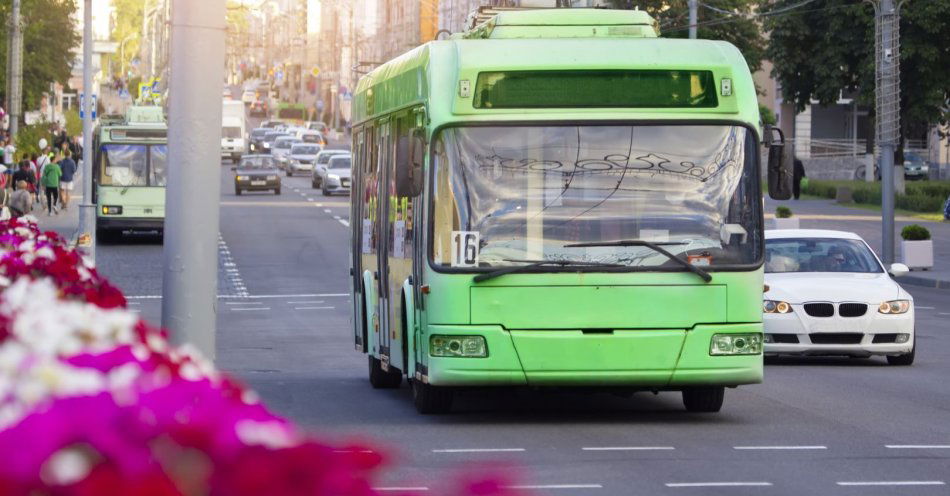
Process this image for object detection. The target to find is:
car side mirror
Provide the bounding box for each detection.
[764,125,792,200]
[888,263,909,278]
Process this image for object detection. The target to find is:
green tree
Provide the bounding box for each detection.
[607,0,767,73]
[764,0,950,145]
[0,0,79,110]
[110,0,158,77]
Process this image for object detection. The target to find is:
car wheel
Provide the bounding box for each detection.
[368,356,401,389]
[274,188,281,195]
[312,179,318,189]
[412,378,453,414]
[286,170,292,177]
[235,188,242,196]
[321,185,328,196]
[886,343,915,366]
[682,386,725,413]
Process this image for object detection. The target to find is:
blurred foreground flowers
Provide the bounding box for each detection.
[0,219,521,496]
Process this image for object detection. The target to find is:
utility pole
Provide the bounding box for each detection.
[77,0,96,261]
[871,0,902,263]
[688,0,698,39]
[161,0,226,360]
[8,0,23,138]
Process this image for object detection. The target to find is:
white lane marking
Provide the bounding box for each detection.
[666,482,773,488]
[225,302,265,306]
[231,307,271,312]
[886,445,950,449]
[734,445,827,450]
[582,446,674,451]
[374,488,428,492]
[836,481,945,486]
[333,215,341,220]
[505,485,602,490]
[295,306,335,310]
[288,301,325,305]
[126,293,350,300]
[128,302,141,306]
[938,312,950,316]
[431,448,525,453]
[307,198,314,202]
[324,208,332,213]
[338,219,350,227]
[917,306,935,309]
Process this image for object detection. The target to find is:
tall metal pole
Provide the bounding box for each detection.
[873,0,901,264]
[9,0,23,138]
[688,0,698,39]
[161,0,226,360]
[77,0,96,261]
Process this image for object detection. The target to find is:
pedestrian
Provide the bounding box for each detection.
[12,160,35,199]
[36,148,50,205]
[58,150,77,210]
[3,139,14,171]
[41,154,62,215]
[9,180,31,218]
[793,156,806,200]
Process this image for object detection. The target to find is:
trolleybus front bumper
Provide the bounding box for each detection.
[97,217,164,231]
[424,323,763,388]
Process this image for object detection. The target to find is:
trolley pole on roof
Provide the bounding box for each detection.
[870,0,903,263]
[161,0,226,360]
[688,0,698,39]
[77,0,96,262]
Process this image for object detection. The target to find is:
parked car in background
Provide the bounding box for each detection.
[284,143,322,177]
[232,155,281,196]
[307,121,330,135]
[311,149,350,188]
[248,128,269,153]
[903,152,930,180]
[271,136,302,164]
[763,229,914,365]
[320,155,352,196]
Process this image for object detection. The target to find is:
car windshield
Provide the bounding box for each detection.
[430,124,762,269]
[292,145,320,155]
[264,133,285,143]
[240,156,275,169]
[765,238,883,273]
[275,139,297,149]
[301,134,323,143]
[223,127,241,139]
[329,157,351,169]
[251,129,268,138]
[317,152,344,164]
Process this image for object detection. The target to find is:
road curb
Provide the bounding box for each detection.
[896,274,950,290]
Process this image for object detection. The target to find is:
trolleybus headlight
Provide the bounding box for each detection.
[429,335,487,358]
[236,175,249,181]
[710,333,762,356]
[101,205,122,215]
[878,300,910,314]
[763,300,793,314]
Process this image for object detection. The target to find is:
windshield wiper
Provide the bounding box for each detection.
[473,259,627,283]
[563,239,712,282]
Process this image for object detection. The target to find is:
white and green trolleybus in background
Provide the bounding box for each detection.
[93,106,169,237]
[349,9,792,414]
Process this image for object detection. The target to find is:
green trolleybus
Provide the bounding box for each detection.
[93,106,168,236]
[349,9,791,413]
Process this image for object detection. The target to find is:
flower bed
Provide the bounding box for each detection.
[0,218,516,495]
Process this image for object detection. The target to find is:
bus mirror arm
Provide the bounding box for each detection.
[764,125,792,201]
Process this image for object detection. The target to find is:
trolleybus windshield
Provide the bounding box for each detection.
[430,124,761,270]
[99,144,168,187]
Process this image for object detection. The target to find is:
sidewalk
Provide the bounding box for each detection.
[765,197,950,290]
[32,191,80,241]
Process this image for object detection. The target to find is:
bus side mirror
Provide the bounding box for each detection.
[764,125,792,200]
[395,131,425,197]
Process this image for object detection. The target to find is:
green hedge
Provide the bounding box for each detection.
[801,179,950,213]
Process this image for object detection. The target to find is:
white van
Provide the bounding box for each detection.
[221,100,246,161]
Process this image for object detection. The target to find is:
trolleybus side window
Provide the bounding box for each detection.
[150,145,168,187]
[361,127,378,255]
[100,144,148,187]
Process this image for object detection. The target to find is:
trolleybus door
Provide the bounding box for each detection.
[351,129,365,351]
[376,122,394,369]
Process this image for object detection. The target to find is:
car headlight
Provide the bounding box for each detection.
[763,300,793,314]
[263,143,271,148]
[710,333,762,356]
[878,300,911,314]
[430,335,487,358]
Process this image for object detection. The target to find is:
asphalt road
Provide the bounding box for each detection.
[90,109,950,495]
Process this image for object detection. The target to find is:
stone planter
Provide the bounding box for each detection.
[900,240,933,270]
[773,217,800,230]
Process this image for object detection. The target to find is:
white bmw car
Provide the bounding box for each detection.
[763,229,915,365]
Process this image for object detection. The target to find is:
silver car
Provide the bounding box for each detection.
[311,149,350,188]
[284,143,322,176]
[321,155,352,196]
[271,136,301,168]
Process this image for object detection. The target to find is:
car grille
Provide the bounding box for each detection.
[809,333,863,345]
[838,303,868,317]
[804,303,835,317]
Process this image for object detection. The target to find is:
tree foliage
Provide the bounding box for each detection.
[764,0,950,135]
[607,0,767,73]
[111,0,158,77]
[0,0,79,110]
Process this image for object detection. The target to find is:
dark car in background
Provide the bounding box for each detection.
[260,131,287,153]
[232,155,281,196]
[248,128,269,153]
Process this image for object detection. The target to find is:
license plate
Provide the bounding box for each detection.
[251,180,266,186]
